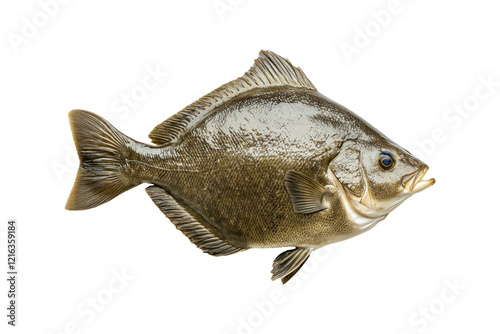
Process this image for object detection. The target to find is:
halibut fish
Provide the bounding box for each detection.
[66,50,435,283]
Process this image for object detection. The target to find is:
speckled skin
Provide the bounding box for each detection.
[66,50,434,283]
[124,86,403,250]
[66,51,435,284]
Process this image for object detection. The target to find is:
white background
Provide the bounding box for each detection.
[1,0,499,333]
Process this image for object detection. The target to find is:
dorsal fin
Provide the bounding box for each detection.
[149,50,317,145]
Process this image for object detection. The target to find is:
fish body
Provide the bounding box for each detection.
[66,51,434,283]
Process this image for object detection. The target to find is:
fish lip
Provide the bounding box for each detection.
[402,166,435,193]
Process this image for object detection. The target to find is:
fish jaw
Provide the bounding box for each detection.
[327,169,387,232]
[327,164,435,234]
[402,166,436,194]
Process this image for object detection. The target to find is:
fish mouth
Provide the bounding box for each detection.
[402,166,435,193]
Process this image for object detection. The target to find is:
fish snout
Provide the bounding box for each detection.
[402,166,435,193]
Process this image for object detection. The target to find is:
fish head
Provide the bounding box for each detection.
[328,139,435,219]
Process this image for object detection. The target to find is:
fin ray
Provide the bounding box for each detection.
[284,170,330,214]
[145,186,243,256]
[65,110,138,210]
[271,248,312,284]
[149,50,316,145]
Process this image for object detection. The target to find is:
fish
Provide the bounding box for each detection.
[66,50,435,284]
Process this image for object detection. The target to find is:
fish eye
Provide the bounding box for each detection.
[379,151,396,170]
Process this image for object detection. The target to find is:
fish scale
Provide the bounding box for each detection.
[65,50,434,283]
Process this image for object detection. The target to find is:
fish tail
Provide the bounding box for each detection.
[65,110,140,210]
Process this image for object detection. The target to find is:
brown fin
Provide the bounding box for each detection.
[281,258,309,284]
[271,248,312,284]
[148,50,317,145]
[145,186,243,256]
[65,110,138,210]
[284,170,330,214]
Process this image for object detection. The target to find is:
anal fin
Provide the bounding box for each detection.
[271,248,313,284]
[146,186,243,256]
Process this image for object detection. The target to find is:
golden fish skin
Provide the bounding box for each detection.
[66,51,435,283]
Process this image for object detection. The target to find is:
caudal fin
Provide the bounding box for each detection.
[65,110,138,210]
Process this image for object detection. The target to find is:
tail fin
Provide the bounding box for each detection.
[65,110,138,210]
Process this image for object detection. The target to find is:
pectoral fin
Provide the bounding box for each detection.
[271,248,313,284]
[284,170,332,214]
